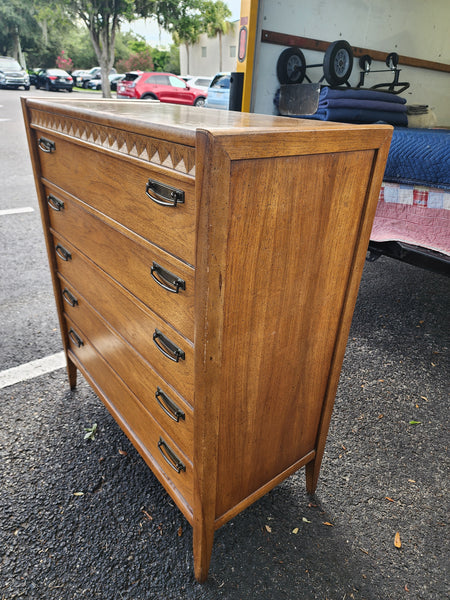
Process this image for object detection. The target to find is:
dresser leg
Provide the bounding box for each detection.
[305,460,319,495]
[67,359,77,389]
[193,521,214,582]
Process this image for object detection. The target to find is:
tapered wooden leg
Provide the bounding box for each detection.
[67,358,77,389]
[193,519,215,582]
[305,460,319,495]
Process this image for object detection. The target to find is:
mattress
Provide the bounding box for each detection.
[371,183,450,256]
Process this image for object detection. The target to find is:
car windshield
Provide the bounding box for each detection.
[0,57,21,70]
[210,75,230,89]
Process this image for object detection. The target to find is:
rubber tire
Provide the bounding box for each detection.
[276,47,307,84]
[359,54,372,72]
[386,52,399,69]
[24,85,30,90]
[194,96,206,107]
[140,93,157,100]
[45,80,50,91]
[323,40,354,86]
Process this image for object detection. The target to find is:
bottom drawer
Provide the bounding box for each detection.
[64,315,193,511]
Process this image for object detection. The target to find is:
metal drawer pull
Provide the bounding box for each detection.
[158,438,185,473]
[145,178,184,207]
[47,194,64,211]
[68,328,83,348]
[155,387,185,422]
[55,244,71,261]
[38,137,55,153]
[151,262,185,294]
[152,329,185,362]
[62,288,78,307]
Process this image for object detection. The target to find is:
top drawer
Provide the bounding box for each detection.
[34,132,196,265]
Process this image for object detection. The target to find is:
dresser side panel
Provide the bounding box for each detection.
[213,148,381,517]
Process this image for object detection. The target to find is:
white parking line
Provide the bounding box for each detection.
[0,207,34,215]
[0,352,66,389]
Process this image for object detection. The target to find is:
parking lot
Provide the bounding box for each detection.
[0,87,449,599]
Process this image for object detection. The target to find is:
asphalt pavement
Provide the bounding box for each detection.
[0,88,449,599]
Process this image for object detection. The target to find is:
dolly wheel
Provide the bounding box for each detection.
[276,47,307,84]
[323,40,354,86]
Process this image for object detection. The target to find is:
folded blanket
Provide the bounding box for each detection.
[304,107,408,126]
[384,128,450,190]
[319,98,407,112]
[319,87,407,104]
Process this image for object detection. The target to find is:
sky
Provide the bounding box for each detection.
[121,0,242,47]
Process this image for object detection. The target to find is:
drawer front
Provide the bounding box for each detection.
[58,275,193,459]
[65,315,193,509]
[46,188,194,342]
[36,132,196,264]
[53,234,194,404]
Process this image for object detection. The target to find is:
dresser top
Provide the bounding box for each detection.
[23,97,392,145]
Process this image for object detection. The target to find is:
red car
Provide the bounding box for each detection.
[116,72,207,106]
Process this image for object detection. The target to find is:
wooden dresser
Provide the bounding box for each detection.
[22,98,392,581]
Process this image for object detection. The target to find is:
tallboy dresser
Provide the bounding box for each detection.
[22,98,391,581]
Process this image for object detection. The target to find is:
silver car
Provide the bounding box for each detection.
[0,56,30,90]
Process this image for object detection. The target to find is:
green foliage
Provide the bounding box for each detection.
[202,0,232,38]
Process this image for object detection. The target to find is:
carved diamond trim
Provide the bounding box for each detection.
[30,109,196,176]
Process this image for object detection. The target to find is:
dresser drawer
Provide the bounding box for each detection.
[53,233,194,404]
[58,275,193,459]
[36,132,196,264]
[46,188,194,341]
[65,314,193,509]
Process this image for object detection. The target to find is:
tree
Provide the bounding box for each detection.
[166,1,203,75]
[0,0,41,63]
[60,0,157,97]
[202,0,232,72]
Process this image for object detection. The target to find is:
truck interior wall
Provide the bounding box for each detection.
[251,0,450,125]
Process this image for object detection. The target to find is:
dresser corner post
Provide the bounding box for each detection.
[67,357,77,389]
[192,518,215,582]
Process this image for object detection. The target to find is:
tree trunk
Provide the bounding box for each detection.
[87,15,117,99]
[218,31,223,72]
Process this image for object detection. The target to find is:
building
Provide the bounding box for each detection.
[179,20,238,76]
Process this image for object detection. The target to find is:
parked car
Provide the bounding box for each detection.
[0,56,30,90]
[77,66,117,88]
[205,72,231,110]
[181,75,212,93]
[87,73,124,91]
[34,68,73,92]
[116,72,207,106]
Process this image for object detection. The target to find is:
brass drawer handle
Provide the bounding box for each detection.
[152,329,185,362]
[155,387,185,422]
[157,438,185,473]
[151,262,185,294]
[145,178,184,207]
[38,137,55,153]
[47,194,64,211]
[62,287,78,307]
[68,328,83,348]
[55,244,71,261]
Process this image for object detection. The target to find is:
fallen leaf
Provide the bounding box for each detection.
[420,396,428,401]
[394,531,402,548]
[302,517,311,523]
[292,527,299,534]
[405,584,409,592]
[118,448,127,456]
[385,497,395,502]
[73,492,84,496]
[409,420,421,425]
[177,526,183,537]
[323,522,334,527]
[408,479,416,483]
[265,525,272,533]
[141,509,153,521]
